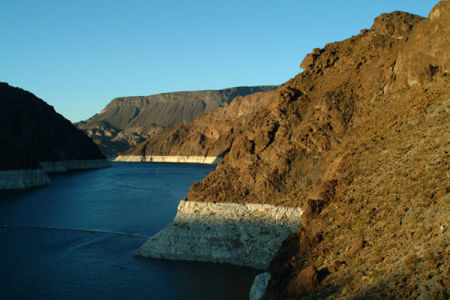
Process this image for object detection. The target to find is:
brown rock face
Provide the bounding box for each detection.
[394,1,450,87]
[183,8,425,206]
[126,1,449,298]
[0,83,105,170]
[371,11,422,39]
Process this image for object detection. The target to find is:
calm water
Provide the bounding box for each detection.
[0,162,258,299]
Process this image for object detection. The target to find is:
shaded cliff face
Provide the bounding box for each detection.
[76,86,277,157]
[125,1,449,298]
[0,83,105,170]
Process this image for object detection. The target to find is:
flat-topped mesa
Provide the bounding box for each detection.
[135,200,302,269]
[114,89,279,164]
[0,82,110,190]
[76,85,278,157]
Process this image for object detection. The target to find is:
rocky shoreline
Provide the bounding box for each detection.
[0,159,111,190]
[114,155,222,165]
[135,200,302,269]
[0,169,51,190]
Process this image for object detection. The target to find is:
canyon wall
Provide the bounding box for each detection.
[76,86,277,157]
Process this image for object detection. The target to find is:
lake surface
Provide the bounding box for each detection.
[0,162,258,299]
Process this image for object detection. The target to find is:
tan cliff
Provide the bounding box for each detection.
[130,1,449,298]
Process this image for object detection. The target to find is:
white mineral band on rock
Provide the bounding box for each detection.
[135,200,302,269]
[114,155,222,165]
[0,159,111,190]
[0,169,51,190]
[250,272,271,300]
[39,159,111,173]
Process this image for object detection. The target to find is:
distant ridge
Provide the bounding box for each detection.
[76,85,277,157]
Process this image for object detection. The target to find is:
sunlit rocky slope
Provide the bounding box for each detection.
[0,83,110,189]
[131,1,449,298]
[76,86,276,157]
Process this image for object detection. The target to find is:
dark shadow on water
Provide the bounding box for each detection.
[0,226,257,300]
[2,224,148,239]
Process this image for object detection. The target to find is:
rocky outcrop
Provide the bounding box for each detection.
[76,86,277,157]
[0,82,110,190]
[250,273,271,300]
[135,200,302,269]
[134,1,449,298]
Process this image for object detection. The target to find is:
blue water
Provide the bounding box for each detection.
[0,162,258,299]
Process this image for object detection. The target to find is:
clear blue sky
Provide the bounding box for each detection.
[1,0,435,122]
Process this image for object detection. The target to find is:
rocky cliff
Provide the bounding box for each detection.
[132,1,449,298]
[0,83,110,189]
[76,86,277,157]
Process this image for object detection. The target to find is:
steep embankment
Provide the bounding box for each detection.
[77,86,276,157]
[0,83,110,189]
[134,1,449,298]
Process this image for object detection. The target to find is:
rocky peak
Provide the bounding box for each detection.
[393,0,449,87]
[371,11,423,39]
